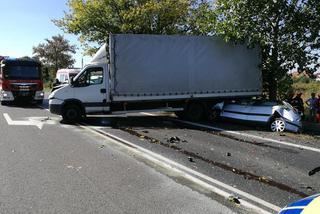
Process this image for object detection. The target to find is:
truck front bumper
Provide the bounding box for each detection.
[0,90,44,101]
[0,90,15,101]
[49,98,63,115]
[34,91,44,100]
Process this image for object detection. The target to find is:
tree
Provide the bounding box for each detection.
[211,0,320,100]
[33,35,77,78]
[53,0,193,54]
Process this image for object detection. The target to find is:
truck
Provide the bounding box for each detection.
[51,68,81,92]
[0,57,44,105]
[49,34,262,122]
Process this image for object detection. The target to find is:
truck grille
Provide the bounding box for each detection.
[10,83,37,91]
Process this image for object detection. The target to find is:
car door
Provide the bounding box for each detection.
[73,66,107,113]
[247,103,273,123]
[221,103,250,121]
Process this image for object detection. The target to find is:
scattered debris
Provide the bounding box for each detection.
[228,195,241,205]
[308,166,320,176]
[66,165,74,169]
[167,136,181,144]
[11,149,15,153]
[258,176,269,182]
[188,157,195,162]
[99,144,105,149]
[226,152,231,157]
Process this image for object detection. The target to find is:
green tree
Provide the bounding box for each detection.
[211,0,320,100]
[33,34,76,72]
[53,0,193,54]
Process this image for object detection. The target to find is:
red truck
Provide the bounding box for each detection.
[0,57,44,105]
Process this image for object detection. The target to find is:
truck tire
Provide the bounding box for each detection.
[1,101,7,105]
[208,109,221,121]
[185,103,205,122]
[62,104,82,123]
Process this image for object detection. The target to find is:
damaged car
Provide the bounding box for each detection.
[214,100,302,133]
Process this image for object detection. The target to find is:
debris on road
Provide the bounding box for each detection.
[226,152,231,157]
[99,144,105,149]
[308,166,320,176]
[167,136,181,144]
[188,157,195,162]
[228,195,241,205]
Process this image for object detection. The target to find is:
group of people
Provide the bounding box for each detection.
[289,92,320,122]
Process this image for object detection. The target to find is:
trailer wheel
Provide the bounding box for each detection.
[62,104,82,123]
[208,109,221,121]
[1,101,8,105]
[186,103,205,122]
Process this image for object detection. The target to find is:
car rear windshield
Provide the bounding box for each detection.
[3,65,41,80]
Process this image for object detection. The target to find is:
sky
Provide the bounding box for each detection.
[0,0,90,68]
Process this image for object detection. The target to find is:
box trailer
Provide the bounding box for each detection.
[49,34,262,122]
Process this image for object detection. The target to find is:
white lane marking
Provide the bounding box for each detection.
[80,123,281,213]
[3,113,44,129]
[142,112,320,154]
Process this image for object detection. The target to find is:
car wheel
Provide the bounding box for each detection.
[62,104,82,123]
[270,118,286,132]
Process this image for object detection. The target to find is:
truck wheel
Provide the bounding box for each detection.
[208,109,221,121]
[1,101,7,105]
[62,104,82,123]
[270,118,286,132]
[186,103,205,122]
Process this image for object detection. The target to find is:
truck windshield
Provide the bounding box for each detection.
[4,65,41,80]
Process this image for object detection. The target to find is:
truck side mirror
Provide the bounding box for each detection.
[70,77,74,85]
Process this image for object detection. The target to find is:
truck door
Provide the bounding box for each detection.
[73,66,107,113]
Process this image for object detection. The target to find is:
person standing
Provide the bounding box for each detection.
[292,92,304,119]
[317,94,320,123]
[305,92,318,122]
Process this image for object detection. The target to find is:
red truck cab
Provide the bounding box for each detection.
[0,57,44,105]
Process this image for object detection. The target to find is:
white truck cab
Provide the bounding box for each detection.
[49,63,110,120]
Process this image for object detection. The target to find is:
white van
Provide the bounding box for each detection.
[55,68,80,85]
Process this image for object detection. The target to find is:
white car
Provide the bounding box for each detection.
[214,100,302,133]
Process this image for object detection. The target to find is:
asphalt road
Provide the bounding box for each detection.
[1,99,319,213]
[0,101,244,214]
